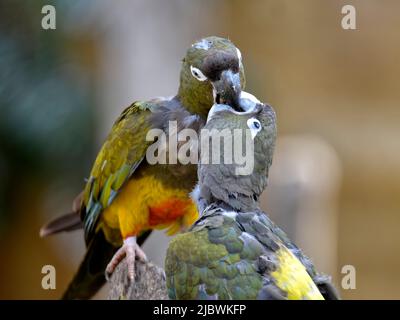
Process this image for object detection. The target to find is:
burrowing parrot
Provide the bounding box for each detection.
[165,96,340,300]
[40,36,246,299]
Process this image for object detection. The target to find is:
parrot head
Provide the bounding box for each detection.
[195,93,277,212]
[178,36,245,118]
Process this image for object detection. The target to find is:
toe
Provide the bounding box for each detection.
[126,246,136,281]
[105,246,126,277]
[135,246,147,262]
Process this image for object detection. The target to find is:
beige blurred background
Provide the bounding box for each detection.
[0,0,399,299]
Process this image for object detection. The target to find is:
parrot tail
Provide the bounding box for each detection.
[40,212,83,237]
[62,230,116,300]
[62,230,152,300]
[314,274,341,300]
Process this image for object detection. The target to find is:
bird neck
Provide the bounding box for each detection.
[197,184,261,214]
[221,194,261,213]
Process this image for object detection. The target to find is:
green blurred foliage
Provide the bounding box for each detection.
[0,0,96,230]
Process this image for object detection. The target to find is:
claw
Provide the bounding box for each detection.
[105,236,147,281]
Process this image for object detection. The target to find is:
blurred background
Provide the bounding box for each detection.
[0,0,399,299]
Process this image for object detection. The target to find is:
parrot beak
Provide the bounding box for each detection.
[212,69,242,112]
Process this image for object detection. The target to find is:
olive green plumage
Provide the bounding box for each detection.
[83,101,154,243]
[178,37,245,118]
[81,36,246,248]
[166,205,335,300]
[166,207,263,299]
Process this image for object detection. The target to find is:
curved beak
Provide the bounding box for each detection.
[212,69,242,111]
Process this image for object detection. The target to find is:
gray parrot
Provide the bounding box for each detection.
[165,94,340,300]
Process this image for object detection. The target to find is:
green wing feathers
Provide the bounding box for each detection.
[165,209,329,300]
[165,214,264,300]
[82,101,154,243]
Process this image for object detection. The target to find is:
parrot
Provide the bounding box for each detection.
[165,96,340,300]
[40,36,246,299]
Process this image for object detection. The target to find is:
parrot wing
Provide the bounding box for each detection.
[165,206,325,300]
[165,207,268,300]
[82,101,155,243]
[254,212,340,299]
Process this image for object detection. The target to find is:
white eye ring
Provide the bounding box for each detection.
[190,66,207,81]
[247,118,262,139]
[236,48,242,61]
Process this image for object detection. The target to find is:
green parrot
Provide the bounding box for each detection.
[165,96,340,300]
[40,36,246,299]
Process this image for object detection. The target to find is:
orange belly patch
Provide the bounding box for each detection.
[149,198,193,227]
[101,174,199,242]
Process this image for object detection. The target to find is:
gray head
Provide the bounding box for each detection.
[194,95,277,212]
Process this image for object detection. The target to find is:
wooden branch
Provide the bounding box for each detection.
[107,259,168,300]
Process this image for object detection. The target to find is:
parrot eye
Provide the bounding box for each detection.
[251,120,261,130]
[247,118,262,139]
[190,66,207,81]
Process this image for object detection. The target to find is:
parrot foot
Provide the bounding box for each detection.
[105,236,147,281]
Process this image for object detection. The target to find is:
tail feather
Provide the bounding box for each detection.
[62,230,152,300]
[40,212,83,237]
[317,281,341,300]
[62,230,116,300]
[40,190,84,237]
[314,274,341,300]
